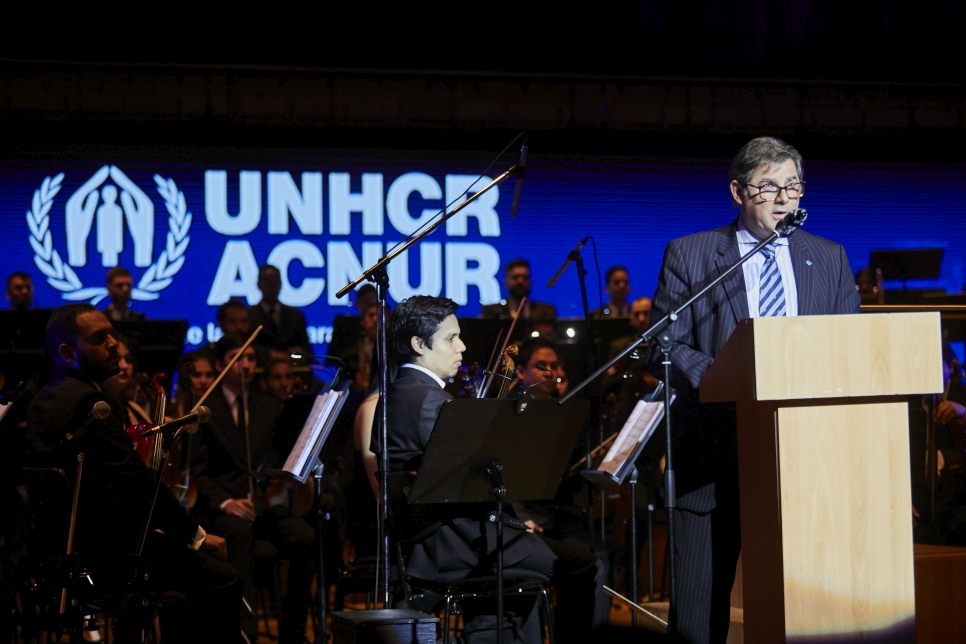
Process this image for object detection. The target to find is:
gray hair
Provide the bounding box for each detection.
[729,137,804,188]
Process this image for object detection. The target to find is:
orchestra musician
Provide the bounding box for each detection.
[24,304,241,643]
[190,333,314,644]
[6,270,34,310]
[102,332,155,425]
[375,295,606,644]
[647,136,860,643]
[248,265,310,355]
[101,267,146,323]
[591,266,632,319]
[481,258,558,323]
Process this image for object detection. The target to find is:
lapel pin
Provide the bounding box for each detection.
[806,260,813,266]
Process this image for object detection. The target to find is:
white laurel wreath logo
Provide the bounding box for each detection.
[26,173,192,304]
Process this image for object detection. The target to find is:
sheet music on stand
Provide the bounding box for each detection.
[581,394,674,487]
[279,381,350,483]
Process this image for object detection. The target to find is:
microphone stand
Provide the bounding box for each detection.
[549,238,604,551]
[335,153,525,609]
[559,211,806,636]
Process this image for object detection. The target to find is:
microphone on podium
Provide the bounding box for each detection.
[776,209,807,236]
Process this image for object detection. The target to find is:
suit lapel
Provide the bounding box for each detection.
[715,226,749,323]
[789,233,815,315]
[206,389,251,472]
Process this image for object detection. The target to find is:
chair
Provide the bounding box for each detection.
[377,471,556,642]
[334,554,379,610]
[396,542,555,643]
[21,459,180,644]
[252,539,284,640]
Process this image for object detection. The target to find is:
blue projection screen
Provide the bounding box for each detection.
[2,152,965,355]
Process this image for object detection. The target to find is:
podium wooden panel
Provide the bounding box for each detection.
[701,313,942,642]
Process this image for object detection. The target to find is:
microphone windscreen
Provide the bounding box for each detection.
[92,400,112,420]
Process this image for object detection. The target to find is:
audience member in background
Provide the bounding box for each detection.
[6,271,34,310]
[248,265,309,354]
[101,267,146,322]
[592,266,632,318]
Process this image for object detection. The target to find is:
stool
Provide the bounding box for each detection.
[330,608,438,644]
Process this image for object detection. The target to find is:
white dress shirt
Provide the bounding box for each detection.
[737,220,799,317]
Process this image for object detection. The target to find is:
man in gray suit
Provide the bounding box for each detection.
[647,137,860,643]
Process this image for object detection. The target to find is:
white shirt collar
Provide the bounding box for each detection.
[401,363,446,389]
[222,382,239,408]
[737,218,789,248]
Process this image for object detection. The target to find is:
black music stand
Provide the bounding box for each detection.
[580,388,672,627]
[111,319,188,381]
[263,380,351,644]
[870,248,944,289]
[0,308,53,383]
[407,398,590,644]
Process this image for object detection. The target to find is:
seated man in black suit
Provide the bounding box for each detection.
[481,258,557,324]
[25,304,241,643]
[379,295,605,644]
[248,265,310,354]
[190,334,314,644]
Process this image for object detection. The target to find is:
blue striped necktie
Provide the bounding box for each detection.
[759,245,786,317]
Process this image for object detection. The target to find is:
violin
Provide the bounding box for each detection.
[126,372,167,468]
[126,372,198,507]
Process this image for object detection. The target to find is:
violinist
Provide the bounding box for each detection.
[190,333,314,644]
[512,336,568,400]
[103,332,155,425]
[261,358,296,402]
[24,304,241,642]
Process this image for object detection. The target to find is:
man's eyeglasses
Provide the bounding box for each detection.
[744,181,806,201]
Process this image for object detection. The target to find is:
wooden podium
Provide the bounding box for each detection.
[701,312,942,642]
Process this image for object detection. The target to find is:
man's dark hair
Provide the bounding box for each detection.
[605,265,628,283]
[258,265,280,280]
[517,336,557,370]
[357,284,376,298]
[6,271,31,290]
[390,296,458,364]
[504,258,530,275]
[729,137,804,189]
[212,333,249,363]
[216,299,248,326]
[106,266,132,284]
[45,303,97,355]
